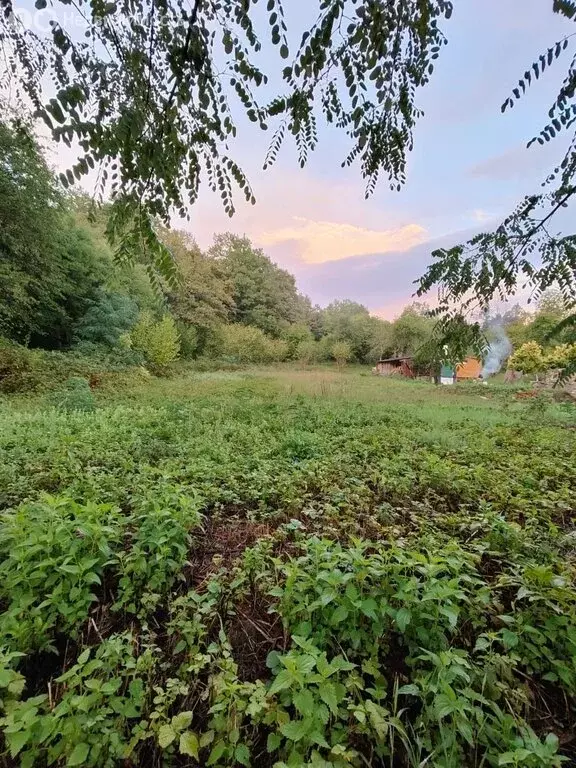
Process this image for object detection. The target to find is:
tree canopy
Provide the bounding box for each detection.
[0,123,104,346]
[1,0,452,274]
[209,233,304,336]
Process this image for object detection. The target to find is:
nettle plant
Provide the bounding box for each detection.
[260,536,572,767]
[114,484,203,615]
[0,632,156,767]
[0,495,123,653]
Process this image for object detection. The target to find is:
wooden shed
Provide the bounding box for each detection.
[455,356,482,380]
[375,356,415,378]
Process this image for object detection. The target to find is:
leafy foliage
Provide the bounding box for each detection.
[417,4,576,349]
[130,312,180,370]
[0,123,104,346]
[162,229,234,350]
[74,292,139,348]
[210,234,304,337]
[48,377,96,413]
[218,323,289,363]
[0,0,453,273]
[0,495,122,652]
[0,370,575,766]
[331,341,352,368]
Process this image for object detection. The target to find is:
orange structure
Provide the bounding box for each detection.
[456,356,482,380]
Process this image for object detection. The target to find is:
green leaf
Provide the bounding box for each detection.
[457,720,474,745]
[158,724,176,749]
[361,597,378,619]
[501,629,519,649]
[235,743,251,766]
[8,731,29,758]
[397,684,419,696]
[0,668,12,687]
[440,605,459,629]
[207,740,226,765]
[331,605,349,625]
[67,743,90,766]
[309,730,330,749]
[200,730,215,748]
[269,669,293,695]
[318,682,338,715]
[267,732,282,752]
[280,719,309,742]
[172,711,193,731]
[395,607,411,632]
[293,688,315,717]
[365,701,388,739]
[179,731,199,758]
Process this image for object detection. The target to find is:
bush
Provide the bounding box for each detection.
[331,341,353,368]
[176,323,199,360]
[130,313,180,371]
[48,378,96,413]
[219,324,288,363]
[545,343,576,369]
[74,292,139,348]
[282,323,314,360]
[72,341,145,369]
[508,342,546,374]
[0,339,95,394]
[0,340,40,393]
[296,339,329,365]
[265,338,289,363]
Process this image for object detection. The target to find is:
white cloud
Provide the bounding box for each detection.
[257,217,428,264]
[471,208,494,223]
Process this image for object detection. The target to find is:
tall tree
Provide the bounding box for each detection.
[161,229,234,344]
[321,300,373,361]
[0,123,104,347]
[390,304,435,357]
[210,233,301,336]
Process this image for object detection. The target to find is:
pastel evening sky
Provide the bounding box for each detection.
[37,0,576,317]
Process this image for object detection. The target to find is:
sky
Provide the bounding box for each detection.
[28,0,576,318]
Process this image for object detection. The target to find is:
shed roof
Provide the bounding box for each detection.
[377,356,413,364]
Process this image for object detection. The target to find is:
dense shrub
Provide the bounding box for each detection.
[0,338,148,395]
[296,339,330,365]
[219,324,288,363]
[130,312,181,370]
[0,340,40,393]
[509,341,576,374]
[331,340,353,368]
[283,323,314,359]
[0,339,95,393]
[74,292,139,347]
[176,323,199,359]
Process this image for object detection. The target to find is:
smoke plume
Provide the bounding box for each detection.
[481,325,512,378]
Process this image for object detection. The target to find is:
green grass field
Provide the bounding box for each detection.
[1,367,575,768]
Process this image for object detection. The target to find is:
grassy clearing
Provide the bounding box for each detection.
[0,368,575,767]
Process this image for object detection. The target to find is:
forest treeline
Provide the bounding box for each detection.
[1,122,575,391]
